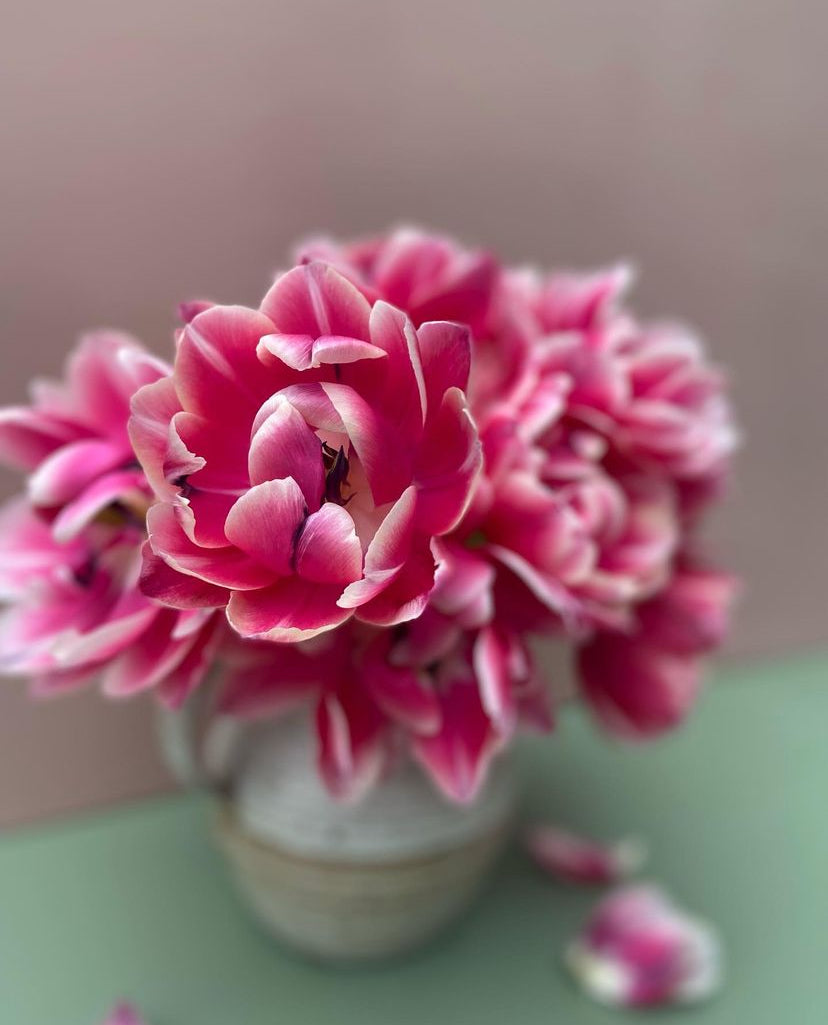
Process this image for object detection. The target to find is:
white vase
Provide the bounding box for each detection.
[157,704,518,963]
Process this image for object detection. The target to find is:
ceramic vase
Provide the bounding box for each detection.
[158,702,517,962]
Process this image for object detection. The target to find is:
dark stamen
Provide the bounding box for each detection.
[323,444,350,505]
[72,558,97,588]
[173,475,193,499]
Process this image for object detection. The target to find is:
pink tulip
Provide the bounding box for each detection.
[296,227,499,340]
[0,228,737,806]
[577,633,703,738]
[300,229,733,629]
[295,227,537,421]
[566,885,723,1007]
[0,498,220,703]
[0,334,220,703]
[637,560,739,655]
[0,333,164,541]
[445,413,680,639]
[526,825,646,885]
[132,261,482,644]
[265,229,739,778]
[524,279,737,491]
[577,559,737,737]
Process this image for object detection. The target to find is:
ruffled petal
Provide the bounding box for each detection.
[472,625,518,734]
[248,396,324,508]
[261,262,372,339]
[294,503,363,585]
[139,543,231,609]
[27,439,126,507]
[175,305,280,420]
[415,320,472,415]
[415,386,482,535]
[170,410,250,493]
[101,608,212,699]
[337,487,417,609]
[227,576,352,643]
[218,642,326,717]
[361,635,441,733]
[258,332,386,373]
[277,382,405,506]
[430,540,495,623]
[51,469,148,542]
[353,536,436,627]
[223,478,307,576]
[412,675,500,803]
[147,503,273,590]
[129,376,183,500]
[578,633,703,737]
[526,825,646,884]
[0,406,80,471]
[175,489,236,549]
[316,683,388,802]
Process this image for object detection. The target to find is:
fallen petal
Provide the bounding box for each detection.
[525,825,646,884]
[99,1004,149,1025]
[565,884,723,1007]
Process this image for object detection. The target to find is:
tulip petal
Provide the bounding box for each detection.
[316,684,388,802]
[51,605,159,669]
[489,544,582,625]
[412,676,499,803]
[0,497,86,597]
[248,396,324,508]
[100,608,208,698]
[415,386,482,535]
[256,333,314,370]
[227,576,352,643]
[261,262,372,339]
[430,540,495,620]
[258,333,387,372]
[147,503,273,590]
[637,564,738,655]
[526,825,646,884]
[415,320,472,414]
[218,645,324,717]
[129,377,184,500]
[295,503,363,585]
[27,439,126,507]
[578,633,703,737]
[310,335,387,366]
[175,489,236,549]
[361,636,441,733]
[170,410,250,493]
[277,381,406,506]
[176,305,280,419]
[354,536,436,626]
[139,543,231,609]
[51,469,148,542]
[337,486,417,609]
[565,885,723,1007]
[473,626,518,734]
[0,406,80,471]
[223,478,307,576]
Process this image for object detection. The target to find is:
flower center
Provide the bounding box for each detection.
[322,442,351,506]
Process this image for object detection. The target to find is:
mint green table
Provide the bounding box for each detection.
[2,654,826,1025]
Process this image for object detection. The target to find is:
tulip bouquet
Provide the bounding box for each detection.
[0,229,737,803]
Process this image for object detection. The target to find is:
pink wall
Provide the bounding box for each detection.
[1,0,825,824]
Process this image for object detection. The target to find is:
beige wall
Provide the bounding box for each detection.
[1,0,825,825]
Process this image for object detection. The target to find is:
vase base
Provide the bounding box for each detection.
[214,800,513,963]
